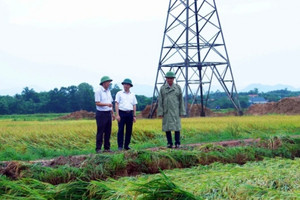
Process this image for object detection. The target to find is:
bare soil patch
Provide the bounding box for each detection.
[141,104,237,118]
[55,110,95,120]
[246,97,300,115]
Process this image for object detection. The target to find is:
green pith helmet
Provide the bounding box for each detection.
[100,76,113,85]
[165,71,176,78]
[122,78,133,87]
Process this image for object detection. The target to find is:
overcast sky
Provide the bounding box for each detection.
[0,0,300,96]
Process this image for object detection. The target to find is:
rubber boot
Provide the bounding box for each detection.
[166,131,173,148]
[175,131,180,148]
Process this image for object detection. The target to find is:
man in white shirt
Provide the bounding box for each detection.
[115,78,138,150]
[95,76,115,153]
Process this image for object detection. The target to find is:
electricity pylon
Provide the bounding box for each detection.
[149,0,242,117]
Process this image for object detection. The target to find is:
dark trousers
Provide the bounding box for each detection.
[96,111,112,150]
[117,110,133,148]
[166,131,180,146]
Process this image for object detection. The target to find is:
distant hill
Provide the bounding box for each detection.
[240,84,300,93]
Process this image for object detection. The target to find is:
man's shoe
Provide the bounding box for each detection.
[96,149,101,154]
[175,144,181,148]
[118,147,123,151]
[167,144,173,148]
[103,149,112,153]
[124,147,131,150]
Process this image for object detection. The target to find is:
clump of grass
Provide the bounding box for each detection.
[0,177,55,199]
[132,170,200,200]
[26,164,82,185]
[54,179,90,199]
[87,180,117,199]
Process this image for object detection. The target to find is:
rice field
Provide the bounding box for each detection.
[0,115,300,161]
[0,114,300,199]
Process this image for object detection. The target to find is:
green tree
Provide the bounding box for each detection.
[47,88,68,113]
[21,87,40,103]
[77,83,94,111]
[66,86,80,111]
[0,98,9,114]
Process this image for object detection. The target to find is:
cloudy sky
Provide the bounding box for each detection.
[0,0,299,96]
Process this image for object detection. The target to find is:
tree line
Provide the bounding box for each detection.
[0,83,151,115]
[0,83,299,115]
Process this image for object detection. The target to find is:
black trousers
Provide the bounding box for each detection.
[117,110,133,148]
[166,131,180,146]
[95,111,112,150]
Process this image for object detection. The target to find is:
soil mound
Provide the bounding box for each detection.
[56,110,95,120]
[188,104,213,117]
[141,104,236,118]
[246,97,300,115]
[246,102,276,115]
[140,105,157,118]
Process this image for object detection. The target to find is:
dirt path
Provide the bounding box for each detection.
[0,138,264,167]
[146,138,261,151]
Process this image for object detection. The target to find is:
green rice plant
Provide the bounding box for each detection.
[104,153,127,177]
[26,165,82,185]
[126,150,155,173]
[0,177,55,199]
[224,122,242,137]
[87,180,117,199]
[166,150,199,168]
[132,170,200,200]
[54,179,90,199]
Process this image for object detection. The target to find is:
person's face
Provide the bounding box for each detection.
[102,81,111,89]
[166,77,174,86]
[123,84,131,91]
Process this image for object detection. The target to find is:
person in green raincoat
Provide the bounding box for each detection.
[157,71,186,148]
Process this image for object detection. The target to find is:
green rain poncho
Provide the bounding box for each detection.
[157,83,186,131]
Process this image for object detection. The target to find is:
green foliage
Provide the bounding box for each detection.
[54,180,90,199]
[26,165,82,185]
[0,82,95,115]
[132,170,200,200]
[136,95,152,111]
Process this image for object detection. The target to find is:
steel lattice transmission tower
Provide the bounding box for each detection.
[149,0,242,117]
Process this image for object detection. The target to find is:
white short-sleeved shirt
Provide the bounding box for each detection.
[115,90,138,111]
[95,85,113,111]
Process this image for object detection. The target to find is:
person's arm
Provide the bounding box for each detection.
[178,85,186,116]
[157,87,164,117]
[115,92,120,122]
[115,102,120,122]
[133,104,137,123]
[95,102,112,107]
[111,108,115,121]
